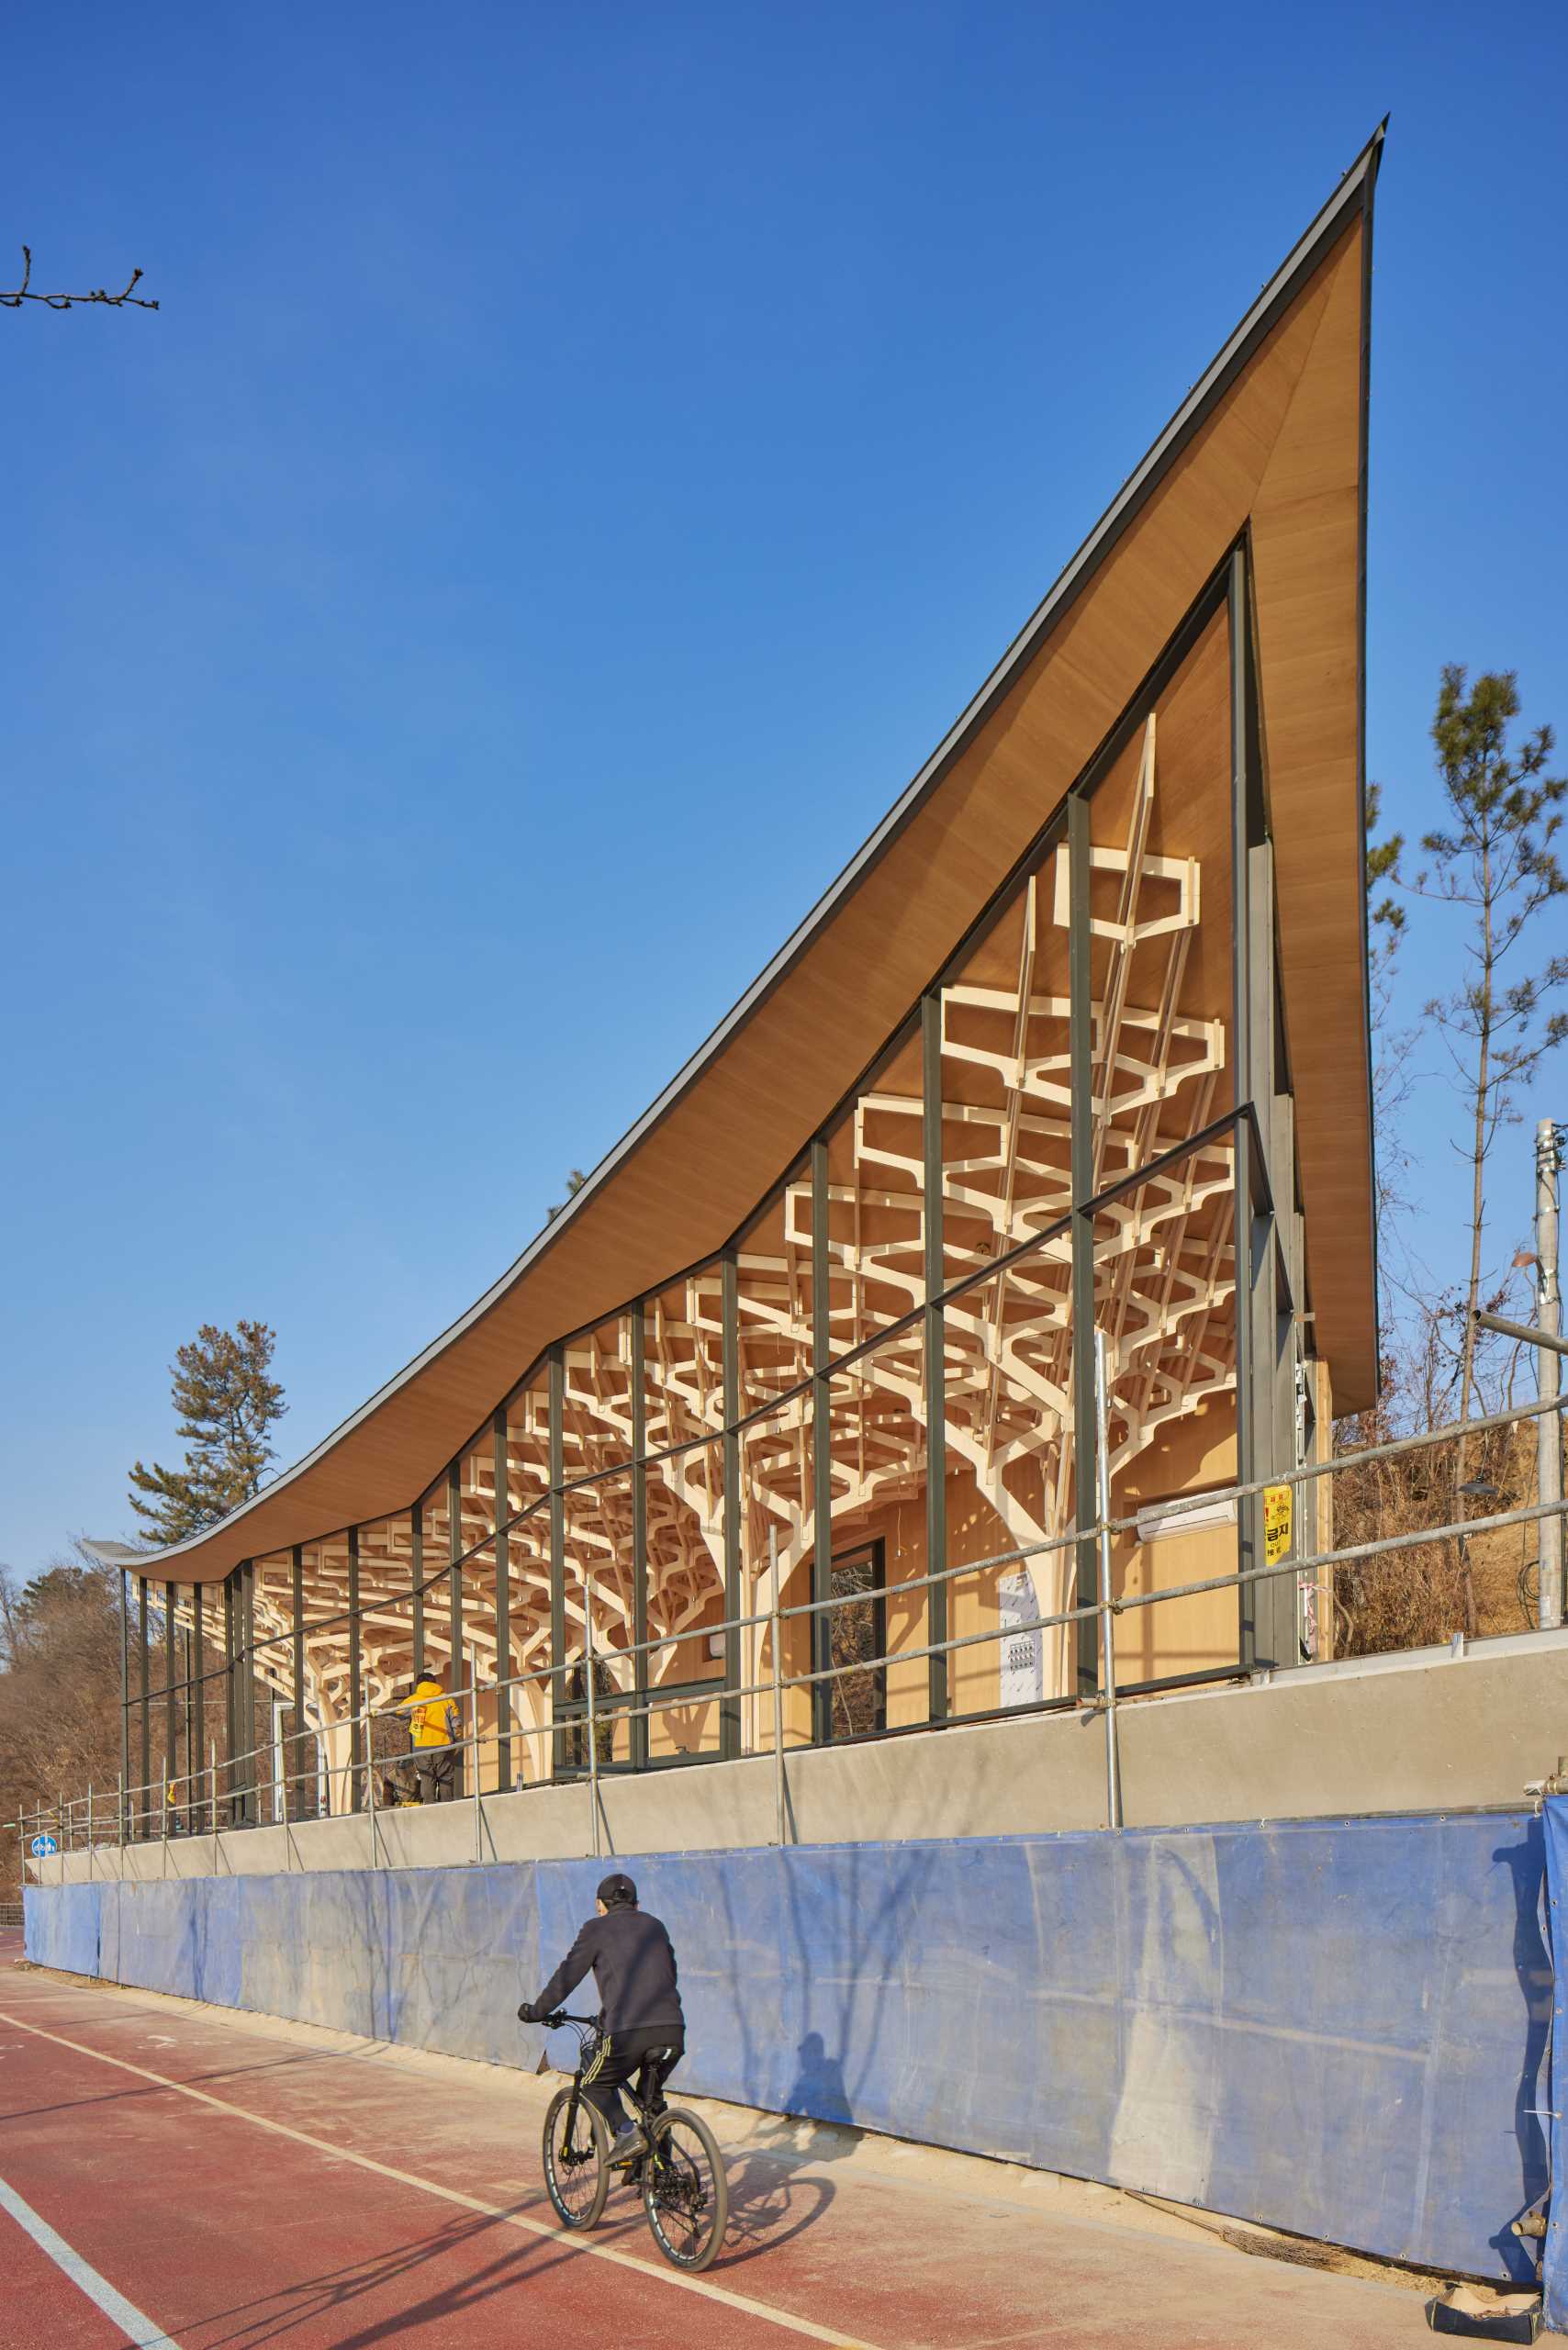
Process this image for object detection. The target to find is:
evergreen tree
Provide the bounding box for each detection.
[546,1168,588,1222]
[129,1321,287,1543]
[1412,666,1565,1631]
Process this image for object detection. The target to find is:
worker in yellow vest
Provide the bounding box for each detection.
[395,1673,461,1805]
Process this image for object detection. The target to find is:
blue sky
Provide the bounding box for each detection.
[3,3,1564,1579]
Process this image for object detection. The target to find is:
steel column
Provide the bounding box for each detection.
[240,1561,257,1820]
[137,1577,151,1837]
[290,1546,305,1817]
[410,1503,425,1682]
[447,1465,464,1796]
[1229,544,1292,1670]
[548,1349,566,1776]
[191,1583,205,1830]
[721,1251,743,1759]
[348,1527,363,1811]
[222,1570,237,1826]
[118,1569,129,1841]
[182,1617,193,1795]
[493,1408,512,1792]
[1069,791,1101,1698]
[631,1304,649,1772]
[162,1582,177,1804]
[922,992,948,1722]
[810,1136,833,1744]
[1537,1120,1563,1630]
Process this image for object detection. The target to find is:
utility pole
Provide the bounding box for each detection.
[1540,1119,1564,1631]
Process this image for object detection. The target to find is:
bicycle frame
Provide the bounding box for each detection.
[543,2012,678,2184]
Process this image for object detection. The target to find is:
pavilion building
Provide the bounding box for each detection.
[113,128,1383,1822]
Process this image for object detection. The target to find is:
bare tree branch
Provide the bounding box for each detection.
[1,244,159,312]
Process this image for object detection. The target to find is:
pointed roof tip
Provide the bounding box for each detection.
[1337,118,1388,190]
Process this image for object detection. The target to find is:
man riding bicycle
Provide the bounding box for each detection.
[519,1872,685,2169]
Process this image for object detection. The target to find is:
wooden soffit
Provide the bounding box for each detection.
[136,129,1384,1584]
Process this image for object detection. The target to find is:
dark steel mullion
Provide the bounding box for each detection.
[811,1137,832,1744]
[182,1605,194,1795]
[447,1463,464,1794]
[1230,545,1264,1673]
[222,1571,236,1826]
[118,1570,129,1841]
[410,1505,425,1682]
[721,1250,742,1759]
[548,1349,566,1777]
[631,1304,649,1772]
[138,1578,151,1836]
[922,990,947,1723]
[493,1408,512,1793]
[163,1582,177,1808]
[241,1561,257,1821]
[291,1547,305,1818]
[1069,790,1101,1700]
[192,1583,205,1818]
[348,1528,363,1812]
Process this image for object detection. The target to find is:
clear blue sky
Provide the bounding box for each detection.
[4,3,1564,1580]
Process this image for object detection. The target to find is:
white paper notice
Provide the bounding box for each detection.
[998,1567,1043,1708]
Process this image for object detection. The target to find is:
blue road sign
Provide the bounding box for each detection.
[28,1835,58,1858]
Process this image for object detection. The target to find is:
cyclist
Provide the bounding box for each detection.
[518,1872,685,2167]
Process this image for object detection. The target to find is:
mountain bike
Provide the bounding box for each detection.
[533,2011,728,2271]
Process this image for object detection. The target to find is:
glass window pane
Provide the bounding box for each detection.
[642,1436,725,1765]
[1092,1128,1240,1685]
[944,1247,1077,1716]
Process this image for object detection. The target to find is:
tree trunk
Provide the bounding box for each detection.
[1454,829,1495,1640]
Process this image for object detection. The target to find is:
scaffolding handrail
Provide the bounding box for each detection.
[32,1464,1568,1847]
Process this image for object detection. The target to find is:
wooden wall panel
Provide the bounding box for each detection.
[1250,219,1377,1405]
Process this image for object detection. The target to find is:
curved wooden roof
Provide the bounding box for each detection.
[140,127,1385,1584]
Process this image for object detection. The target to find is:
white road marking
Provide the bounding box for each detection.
[0,2171,184,2348]
[0,2009,879,2349]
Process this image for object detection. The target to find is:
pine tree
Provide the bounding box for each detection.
[129,1321,287,1544]
[1413,666,1566,1631]
[546,1168,588,1222]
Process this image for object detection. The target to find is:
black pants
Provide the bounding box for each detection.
[382,1749,455,1806]
[580,2026,684,2133]
[415,1748,456,1803]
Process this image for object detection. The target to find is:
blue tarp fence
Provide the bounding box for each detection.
[26,1811,1551,2283]
[1540,1798,1568,2329]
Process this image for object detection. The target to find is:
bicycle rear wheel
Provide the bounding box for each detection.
[543,2087,609,2229]
[642,2107,728,2271]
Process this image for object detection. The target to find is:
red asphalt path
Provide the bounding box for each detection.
[0,1937,1436,2348]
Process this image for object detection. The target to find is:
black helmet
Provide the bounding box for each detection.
[598,1872,637,1908]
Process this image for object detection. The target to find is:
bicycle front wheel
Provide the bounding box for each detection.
[543,2086,609,2230]
[642,2107,728,2271]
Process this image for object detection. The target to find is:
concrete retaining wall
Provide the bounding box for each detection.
[26,1809,1549,2284]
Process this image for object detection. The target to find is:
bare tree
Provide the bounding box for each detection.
[0,1544,126,1894]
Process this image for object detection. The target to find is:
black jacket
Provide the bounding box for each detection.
[534,1906,684,2036]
